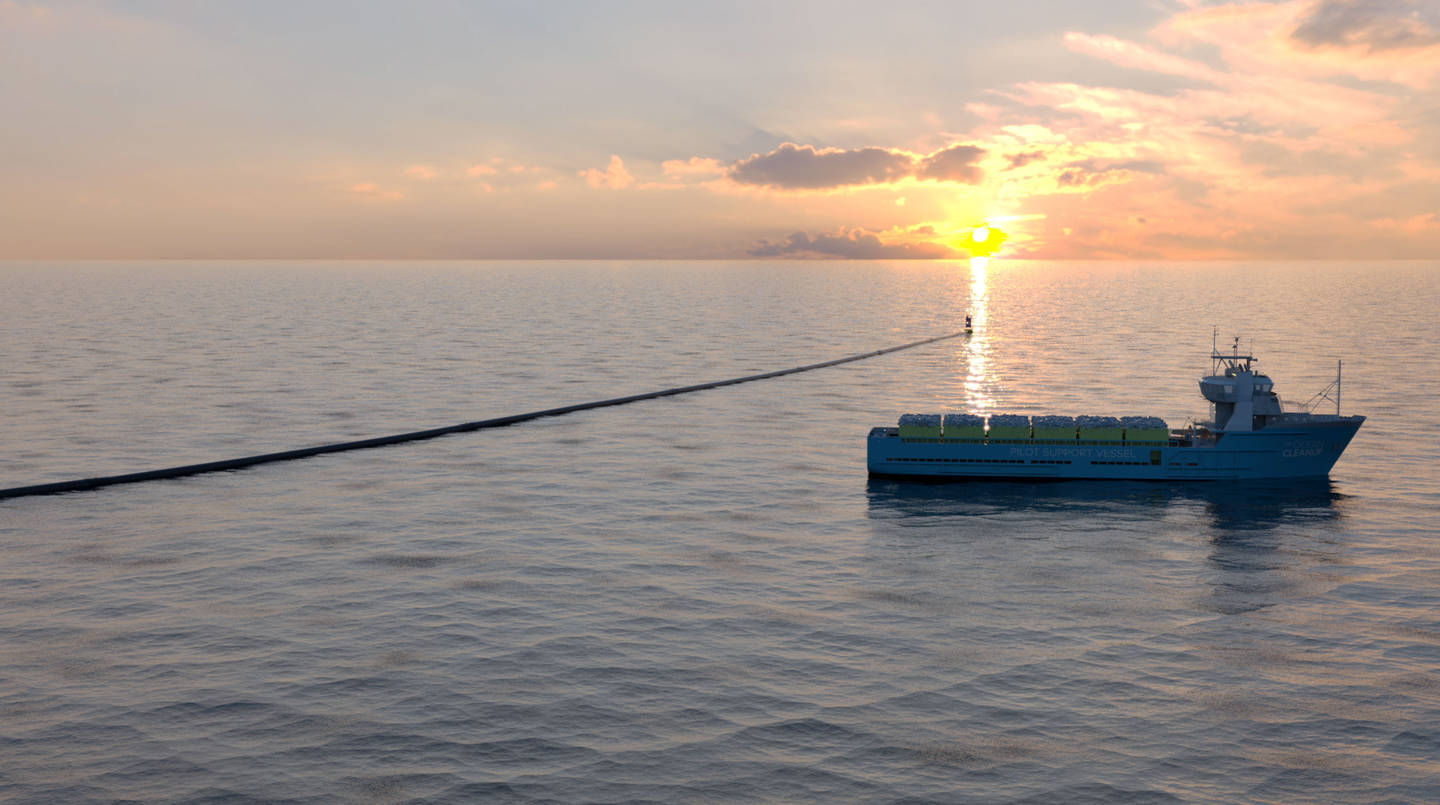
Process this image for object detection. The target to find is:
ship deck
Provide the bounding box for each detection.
[867,418,1363,481]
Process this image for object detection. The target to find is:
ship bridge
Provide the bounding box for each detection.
[1199,341,1283,431]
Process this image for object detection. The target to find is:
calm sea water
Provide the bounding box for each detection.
[2,260,1438,803]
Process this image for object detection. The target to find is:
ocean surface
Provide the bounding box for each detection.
[2,259,1437,804]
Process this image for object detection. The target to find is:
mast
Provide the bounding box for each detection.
[1337,359,1342,415]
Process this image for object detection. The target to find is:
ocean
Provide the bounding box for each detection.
[2,259,1437,803]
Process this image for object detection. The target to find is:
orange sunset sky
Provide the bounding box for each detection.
[4,0,1439,260]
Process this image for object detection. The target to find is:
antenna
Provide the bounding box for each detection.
[1301,360,1344,415]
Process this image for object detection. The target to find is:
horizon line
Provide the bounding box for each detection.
[3,256,1434,263]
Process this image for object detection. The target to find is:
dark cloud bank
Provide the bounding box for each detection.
[1291,0,1439,52]
[730,143,986,190]
[1056,158,1166,188]
[749,230,953,259]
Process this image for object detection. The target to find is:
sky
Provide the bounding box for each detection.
[3,0,1440,260]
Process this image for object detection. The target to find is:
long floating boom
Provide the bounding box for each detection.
[1,328,970,501]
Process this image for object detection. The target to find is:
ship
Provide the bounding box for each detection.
[867,338,1364,481]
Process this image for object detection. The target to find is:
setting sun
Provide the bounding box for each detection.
[959,223,1008,257]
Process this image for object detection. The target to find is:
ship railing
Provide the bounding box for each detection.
[1272,412,1354,424]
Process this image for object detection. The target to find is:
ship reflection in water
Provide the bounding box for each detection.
[866,478,1350,615]
[866,477,1345,533]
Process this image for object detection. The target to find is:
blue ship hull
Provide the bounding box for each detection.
[867,418,1364,481]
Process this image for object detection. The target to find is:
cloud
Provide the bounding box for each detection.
[1290,0,1440,52]
[915,144,985,182]
[748,228,954,259]
[580,155,635,189]
[14,0,1440,261]
[730,143,914,189]
[711,2,1440,260]
[728,141,987,190]
[1055,159,1164,189]
[347,182,404,201]
[1158,0,1440,88]
[948,3,1440,258]
[661,156,725,177]
[0,0,169,36]
[1063,32,1225,82]
[0,1,50,26]
[1007,150,1047,169]
[461,158,555,188]
[1370,211,1440,233]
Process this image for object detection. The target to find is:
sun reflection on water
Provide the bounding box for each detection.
[964,257,993,413]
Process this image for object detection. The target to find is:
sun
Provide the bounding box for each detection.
[960,223,1006,257]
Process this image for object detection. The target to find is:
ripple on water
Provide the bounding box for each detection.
[2,261,1438,803]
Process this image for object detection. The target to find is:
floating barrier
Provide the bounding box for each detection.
[0,328,971,500]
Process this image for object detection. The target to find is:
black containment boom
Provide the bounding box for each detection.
[1,329,970,500]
